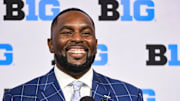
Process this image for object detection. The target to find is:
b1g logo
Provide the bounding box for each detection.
[93,44,108,66]
[0,44,13,65]
[142,89,156,101]
[146,44,180,66]
[99,0,155,21]
[4,0,60,21]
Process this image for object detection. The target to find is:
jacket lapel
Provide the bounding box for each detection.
[37,69,65,101]
[92,71,113,101]
[36,69,114,101]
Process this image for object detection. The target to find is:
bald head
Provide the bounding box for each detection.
[51,8,95,37]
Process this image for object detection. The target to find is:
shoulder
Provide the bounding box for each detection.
[94,71,143,99]
[3,77,40,101]
[3,69,55,101]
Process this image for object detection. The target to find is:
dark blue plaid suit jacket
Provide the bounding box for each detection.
[3,68,143,101]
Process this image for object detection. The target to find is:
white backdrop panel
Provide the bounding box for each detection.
[0,0,180,101]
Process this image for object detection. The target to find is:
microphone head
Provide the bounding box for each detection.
[80,96,95,101]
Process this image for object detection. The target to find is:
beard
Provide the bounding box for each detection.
[54,53,96,77]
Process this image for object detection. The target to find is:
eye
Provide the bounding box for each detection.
[81,32,91,36]
[60,31,72,35]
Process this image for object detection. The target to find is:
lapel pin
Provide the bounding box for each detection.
[104,95,111,99]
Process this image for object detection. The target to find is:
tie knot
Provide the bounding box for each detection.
[72,81,83,91]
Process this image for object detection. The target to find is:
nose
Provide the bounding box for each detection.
[71,32,82,42]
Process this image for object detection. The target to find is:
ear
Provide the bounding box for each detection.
[95,39,98,54]
[48,38,54,53]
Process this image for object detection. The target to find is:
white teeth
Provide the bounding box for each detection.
[68,49,86,54]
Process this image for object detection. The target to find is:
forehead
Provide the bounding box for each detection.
[56,11,94,28]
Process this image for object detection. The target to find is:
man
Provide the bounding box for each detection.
[3,8,143,101]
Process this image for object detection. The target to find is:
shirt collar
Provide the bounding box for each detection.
[78,67,93,88]
[54,65,93,89]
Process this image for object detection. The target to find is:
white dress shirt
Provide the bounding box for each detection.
[54,65,93,101]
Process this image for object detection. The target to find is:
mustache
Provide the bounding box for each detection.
[65,42,89,51]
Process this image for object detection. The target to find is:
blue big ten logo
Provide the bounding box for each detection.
[3,0,60,21]
[142,89,156,101]
[146,44,180,66]
[0,44,13,65]
[99,0,155,21]
[93,44,108,66]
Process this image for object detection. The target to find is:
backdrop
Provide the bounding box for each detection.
[1,0,180,101]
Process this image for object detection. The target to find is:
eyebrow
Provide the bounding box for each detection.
[59,26,74,32]
[59,25,94,32]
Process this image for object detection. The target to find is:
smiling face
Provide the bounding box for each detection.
[48,10,97,79]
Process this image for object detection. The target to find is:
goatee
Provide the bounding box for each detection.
[54,53,96,77]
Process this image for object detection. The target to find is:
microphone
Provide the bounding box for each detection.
[80,96,95,101]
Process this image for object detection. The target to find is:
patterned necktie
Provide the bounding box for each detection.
[71,81,83,101]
